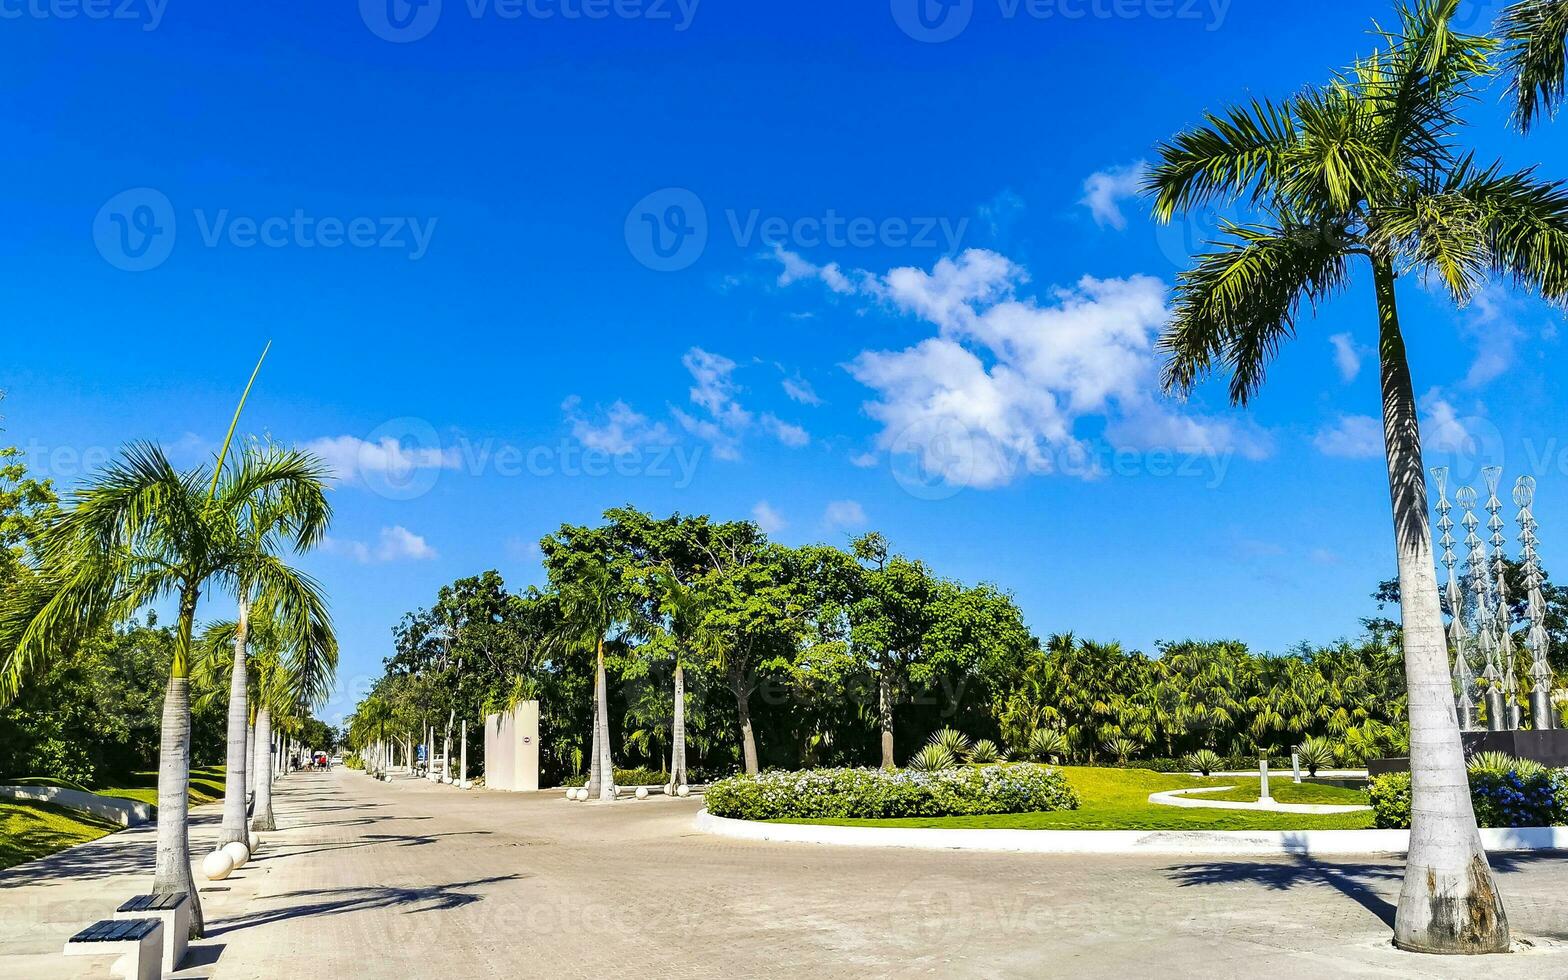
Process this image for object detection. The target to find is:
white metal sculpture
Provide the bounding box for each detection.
[1516,476,1555,730]
[1485,468,1523,730]
[1434,469,1477,729]
[1458,485,1507,731]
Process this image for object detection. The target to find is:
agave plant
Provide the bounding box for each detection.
[1467,751,1522,777]
[928,727,972,758]
[1102,736,1139,765]
[1183,749,1222,776]
[907,744,957,772]
[1027,728,1068,764]
[1296,737,1336,777]
[966,738,1004,764]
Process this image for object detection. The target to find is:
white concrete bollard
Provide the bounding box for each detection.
[222,841,250,869]
[635,787,649,800]
[1259,757,1272,803]
[203,850,234,881]
[1291,752,1302,784]
[677,785,691,798]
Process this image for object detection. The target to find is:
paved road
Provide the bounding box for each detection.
[4,768,1568,978]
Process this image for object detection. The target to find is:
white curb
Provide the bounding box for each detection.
[694,810,1568,856]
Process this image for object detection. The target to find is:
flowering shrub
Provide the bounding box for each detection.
[704,764,1079,821]
[1367,765,1568,829]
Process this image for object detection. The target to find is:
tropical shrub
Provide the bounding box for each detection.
[1368,759,1568,830]
[1183,749,1222,776]
[966,739,1003,764]
[907,744,958,772]
[1027,728,1068,763]
[928,727,971,758]
[561,766,669,788]
[1296,737,1335,776]
[1103,737,1139,764]
[705,765,1079,821]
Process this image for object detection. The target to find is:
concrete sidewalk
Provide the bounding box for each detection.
[4,768,1568,978]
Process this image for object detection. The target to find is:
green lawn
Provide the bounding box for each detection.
[0,800,121,870]
[9,767,227,810]
[777,766,1375,831]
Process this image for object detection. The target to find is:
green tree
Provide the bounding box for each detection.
[1145,1,1568,951]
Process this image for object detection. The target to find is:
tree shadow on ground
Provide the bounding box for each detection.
[1165,850,1565,931]
[249,830,491,864]
[1165,855,1402,927]
[204,874,526,936]
[0,810,222,888]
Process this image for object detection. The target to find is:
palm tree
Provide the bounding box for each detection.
[653,571,707,790]
[1500,0,1568,128]
[0,439,331,936]
[1146,0,1568,952]
[556,560,631,801]
[197,596,336,832]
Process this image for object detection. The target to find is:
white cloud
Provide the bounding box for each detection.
[773,243,857,294]
[674,347,809,458]
[1460,285,1525,388]
[323,525,438,564]
[1421,389,1474,453]
[562,397,674,454]
[751,501,787,533]
[303,434,459,486]
[849,451,879,468]
[781,375,822,406]
[1314,415,1383,458]
[823,500,867,529]
[1328,333,1363,382]
[775,249,1265,489]
[1080,161,1148,231]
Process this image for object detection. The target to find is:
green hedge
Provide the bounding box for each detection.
[1367,767,1568,829]
[705,764,1079,821]
[561,767,669,788]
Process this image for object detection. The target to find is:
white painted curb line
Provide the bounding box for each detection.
[1148,786,1371,815]
[694,810,1568,856]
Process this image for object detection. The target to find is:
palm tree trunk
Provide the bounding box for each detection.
[219,595,251,848]
[595,639,615,800]
[251,707,276,831]
[670,662,688,788]
[245,714,256,810]
[730,665,759,775]
[878,668,896,769]
[153,590,203,938]
[1375,261,1510,954]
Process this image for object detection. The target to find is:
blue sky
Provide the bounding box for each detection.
[3,1,1565,722]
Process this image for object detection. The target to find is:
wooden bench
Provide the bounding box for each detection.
[115,893,190,972]
[63,918,164,980]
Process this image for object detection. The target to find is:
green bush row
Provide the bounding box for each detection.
[560,767,671,788]
[705,764,1080,821]
[1367,761,1568,829]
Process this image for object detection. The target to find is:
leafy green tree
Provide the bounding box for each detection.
[1146,1,1568,950]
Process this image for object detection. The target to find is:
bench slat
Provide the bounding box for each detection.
[118,892,188,913]
[69,918,160,943]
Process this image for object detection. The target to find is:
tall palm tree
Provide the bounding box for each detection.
[653,571,707,790]
[1500,0,1568,128]
[1147,0,1568,952]
[0,441,330,936]
[556,560,631,801]
[210,444,330,850]
[197,596,336,833]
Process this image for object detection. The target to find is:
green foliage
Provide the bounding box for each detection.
[1026,728,1068,763]
[1296,737,1336,776]
[705,764,1078,821]
[1468,751,1524,776]
[966,738,1003,764]
[1370,760,1568,829]
[907,744,958,772]
[1184,749,1223,775]
[560,766,669,788]
[928,727,972,758]
[1103,736,1140,764]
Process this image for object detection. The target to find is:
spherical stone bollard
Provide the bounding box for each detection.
[248,832,261,853]
[202,849,234,881]
[576,788,589,801]
[635,787,649,800]
[460,780,473,790]
[677,784,691,798]
[222,840,250,869]
[565,788,577,800]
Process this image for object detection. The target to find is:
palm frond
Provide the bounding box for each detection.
[1147,98,1299,220]
[1502,0,1568,130]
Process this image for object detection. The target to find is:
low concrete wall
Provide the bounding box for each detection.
[694,810,1568,857]
[0,785,151,827]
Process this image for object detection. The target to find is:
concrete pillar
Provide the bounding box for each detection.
[1258,757,1272,803]
[1291,753,1301,784]
[460,720,469,789]
[518,701,540,792]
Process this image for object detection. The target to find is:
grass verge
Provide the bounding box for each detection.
[0,800,121,871]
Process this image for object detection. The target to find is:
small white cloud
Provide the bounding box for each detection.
[772,244,861,295]
[751,501,787,533]
[304,434,459,487]
[1080,161,1148,231]
[1309,548,1343,566]
[762,413,810,448]
[563,397,675,454]
[1461,285,1524,388]
[823,499,867,529]
[1328,333,1363,383]
[781,375,822,406]
[849,451,879,468]
[323,526,438,564]
[1421,389,1474,453]
[1313,415,1383,459]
